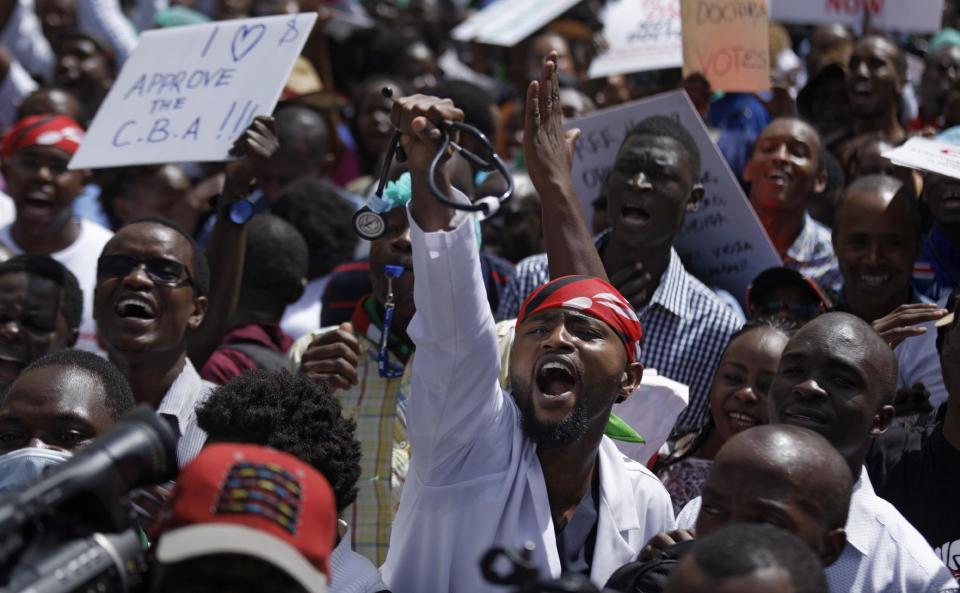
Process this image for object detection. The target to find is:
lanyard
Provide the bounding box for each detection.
[378,265,406,378]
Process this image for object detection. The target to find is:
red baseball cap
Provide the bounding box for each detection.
[154,443,336,593]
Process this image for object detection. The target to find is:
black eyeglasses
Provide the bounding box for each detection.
[97,255,193,287]
[9,154,71,176]
[753,300,823,321]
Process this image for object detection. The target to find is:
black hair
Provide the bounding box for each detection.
[120,216,210,297]
[687,524,828,593]
[655,317,798,474]
[18,349,134,421]
[242,214,308,304]
[621,116,702,181]
[273,103,333,156]
[836,174,923,239]
[0,255,83,333]
[428,79,497,140]
[271,178,359,278]
[360,28,429,82]
[196,371,362,514]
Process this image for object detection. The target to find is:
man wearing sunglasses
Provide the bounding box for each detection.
[833,176,951,413]
[93,217,211,467]
[91,119,277,467]
[0,114,113,355]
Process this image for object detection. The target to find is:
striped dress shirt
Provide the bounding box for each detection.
[156,358,214,467]
[497,233,742,428]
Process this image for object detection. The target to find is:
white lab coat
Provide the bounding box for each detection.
[381,209,675,593]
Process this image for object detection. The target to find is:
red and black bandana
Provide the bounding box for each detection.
[1,115,85,160]
[516,275,643,363]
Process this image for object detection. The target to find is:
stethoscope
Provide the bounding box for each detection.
[352,88,514,241]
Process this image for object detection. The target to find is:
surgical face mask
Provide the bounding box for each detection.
[0,447,72,494]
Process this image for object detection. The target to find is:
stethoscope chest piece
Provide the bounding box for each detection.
[353,207,388,241]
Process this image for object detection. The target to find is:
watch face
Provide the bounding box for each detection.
[353,208,386,240]
[229,199,255,224]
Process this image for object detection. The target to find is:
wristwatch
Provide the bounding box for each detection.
[228,197,257,225]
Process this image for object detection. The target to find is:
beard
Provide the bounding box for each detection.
[512,379,589,449]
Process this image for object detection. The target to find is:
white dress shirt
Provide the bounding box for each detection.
[381,208,675,593]
[676,467,958,593]
[329,521,387,593]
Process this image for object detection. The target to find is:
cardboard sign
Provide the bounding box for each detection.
[882,137,960,180]
[681,0,770,92]
[451,0,580,47]
[588,0,683,79]
[768,0,943,33]
[564,90,781,307]
[70,13,317,169]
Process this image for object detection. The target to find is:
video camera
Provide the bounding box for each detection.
[0,405,179,593]
[481,543,619,593]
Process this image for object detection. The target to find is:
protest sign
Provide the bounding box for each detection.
[565,90,781,307]
[70,13,317,169]
[768,0,943,33]
[681,0,770,92]
[588,0,682,79]
[451,0,580,47]
[882,137,960,180]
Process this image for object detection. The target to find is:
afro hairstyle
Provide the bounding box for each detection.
[196,371,362,514]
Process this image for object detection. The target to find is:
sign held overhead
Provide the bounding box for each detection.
[70,13,317,169]
[681,0,770,93]
[768,0,943,33]
[588,0,683,79]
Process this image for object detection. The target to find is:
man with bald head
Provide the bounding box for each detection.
[833,176,949,408]
[259,103,337,205]
[760,313,955,592]
[745,118,840,292]
[606,425,851,592]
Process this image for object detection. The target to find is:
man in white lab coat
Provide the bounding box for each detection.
[381,53,675,592]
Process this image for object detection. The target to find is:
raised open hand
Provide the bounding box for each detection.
[523,51,581,195]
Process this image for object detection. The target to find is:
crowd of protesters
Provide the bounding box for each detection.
[1,0,960,592]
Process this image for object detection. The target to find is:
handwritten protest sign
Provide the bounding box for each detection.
[768,0,943,33]
[588,0,682,79]
[451,0,580,47]
[681,0,770,92]
[564,90,780,307]
[70,13,316,169]
[882,137,960,180]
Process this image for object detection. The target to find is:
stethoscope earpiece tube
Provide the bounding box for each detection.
[352,89,515,239]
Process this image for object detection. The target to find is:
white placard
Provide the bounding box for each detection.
[882,137,960,180]
[588,0,682,79]
[451,0,580,47]
[70,13,317,169]
[768,0,943,33]
[565,90,781,307]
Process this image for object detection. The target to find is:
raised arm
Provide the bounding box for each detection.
[524,52,607,282]
[188,116,278,366]
[389,96,514,481]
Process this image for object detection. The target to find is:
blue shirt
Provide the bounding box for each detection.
[497,231,743,429]
[914,223,960,302]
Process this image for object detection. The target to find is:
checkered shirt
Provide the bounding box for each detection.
[497,232,742,428]
[289,327,410,567]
